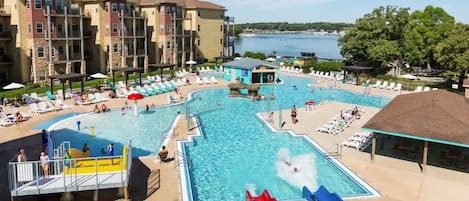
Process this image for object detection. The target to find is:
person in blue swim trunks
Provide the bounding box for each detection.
[107,143,114,164]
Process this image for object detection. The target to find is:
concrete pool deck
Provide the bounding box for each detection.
[1,73,468,201]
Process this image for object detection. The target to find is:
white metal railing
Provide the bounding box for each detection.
[53,141,70,159]
[8,142,132,197]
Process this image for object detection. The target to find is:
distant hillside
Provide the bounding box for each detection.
[235,22,352,32]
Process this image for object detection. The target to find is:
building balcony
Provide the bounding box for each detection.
[122,30,145,38]
[48,31,82,39]
[56,53,82,62]
[46,8,81,17]
[126,49,145,56]
[0,6,11,16]
[119,10,145,19]
[0,31,11,40]
[0,55,12,64]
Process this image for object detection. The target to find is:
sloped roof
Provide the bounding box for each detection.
[363,90,469,147]
[184,0,225,10]
[222,58,278,70]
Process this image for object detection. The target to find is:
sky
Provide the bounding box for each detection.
[209,0,469,24]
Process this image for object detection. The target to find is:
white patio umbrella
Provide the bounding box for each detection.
[2,82,25,90]
[186,60,197,65]
[266,57,276,62]
[90,73,108,87]
[90,73,108,79]
[400,73,417,80]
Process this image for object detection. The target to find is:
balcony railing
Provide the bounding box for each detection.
[70,53,82,60]
[47,7,81,16]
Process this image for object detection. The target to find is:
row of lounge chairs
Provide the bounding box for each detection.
[279,66,303,74]
[196,76,218,85]
[29,99,71,114]
[73,93,107,105]
[307,71,343,81]
[342,132,372,151]
[0,108,32,127]
[175,70,191,78]
[196,66,214,73]
[371,80,402,91]
[316,107,363,135]
[414,86,438,92]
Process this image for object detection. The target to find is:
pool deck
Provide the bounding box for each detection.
[2,72,469,201]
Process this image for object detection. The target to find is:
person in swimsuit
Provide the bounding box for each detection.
[39,151,49,178]
[291,105,297,124]
[108,143,114,164]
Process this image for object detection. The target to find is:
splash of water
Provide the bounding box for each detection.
[276,148,318,191]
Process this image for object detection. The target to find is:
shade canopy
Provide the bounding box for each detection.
[127,93,144,100]
[400,73,417,80]
[186,60,197,65]
[363,90,469,148]
[2,82,25,90]
[90,73,108,79]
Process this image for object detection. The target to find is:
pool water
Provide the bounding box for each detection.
[33,112,81,130]
[48,75,389,200]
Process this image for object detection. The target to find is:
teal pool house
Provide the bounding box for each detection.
[222,58,278,84]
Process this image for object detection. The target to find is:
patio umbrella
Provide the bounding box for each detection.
[2,82,25,90]
[90,73,109,87]
[186,60,197,65]
[266,57,276,62]
[127,93,144,116]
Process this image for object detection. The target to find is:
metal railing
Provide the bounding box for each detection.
[53,141,70,159]
[8,142,132,197]
[0,31,11,38]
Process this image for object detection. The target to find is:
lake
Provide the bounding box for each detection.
[234,34,343,59]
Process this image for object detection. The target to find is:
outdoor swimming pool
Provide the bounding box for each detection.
[48,75,389,200]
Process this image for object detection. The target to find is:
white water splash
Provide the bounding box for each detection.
[276,148,318,191]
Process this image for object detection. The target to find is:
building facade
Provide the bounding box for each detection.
[0,0,232,84]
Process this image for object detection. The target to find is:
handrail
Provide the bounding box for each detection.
[8,141,132,197]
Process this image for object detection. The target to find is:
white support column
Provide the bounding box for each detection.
[46,6,53,66]
[423,141,428,173]
[172,12,177,65]
[181,12,185,68]
[80,7,85,74]
[144,16,148,72]
[121,10,125,67]
[64,6,69,61]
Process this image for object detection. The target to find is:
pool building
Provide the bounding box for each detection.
[222,58,279,84]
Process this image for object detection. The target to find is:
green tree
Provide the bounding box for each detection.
[407,6,455,68]
[434,23,469,89]
[243,51,266,60]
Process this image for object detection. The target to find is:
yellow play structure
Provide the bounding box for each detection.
[64,145,128,175]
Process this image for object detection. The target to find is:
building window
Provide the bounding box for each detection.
[112,23,118,33]
[50,47,55,56]
[56,0,61,10]
[35,0,41,9]
[113,43,118,52]
[166,7,170,14]
[159,25,164,32]
[197,39,200,46]
[220,38,222,45]
[28,24,32,33]
[197,24,200,32]
[197,11,200,16]
[0,24,3,32]
[25,0,30,8]
[220,25,223,31]
[105,4,108,12]
[45,0,51,7]
[58,46,64,54]
[57,24,63,32]
[0,47,5,56]
[167,41,170,48]
[37,47,44,58]
[36,22,43,34]
[119,3,125,12]
[166,24,171,33]
[111,3,117,13]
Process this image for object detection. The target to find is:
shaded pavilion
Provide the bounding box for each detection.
[363,90,469,172]
[343,65,373,85]
[112,67,144,86]
[49,73,87,100]
[148,63,176,78]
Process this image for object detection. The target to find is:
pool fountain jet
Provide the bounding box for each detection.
[276,148,318,191]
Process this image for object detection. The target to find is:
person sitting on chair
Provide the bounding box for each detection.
[158,145,175,162]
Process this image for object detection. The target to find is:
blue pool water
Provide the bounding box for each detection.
[33,112,81,130]
[48,75,389,200]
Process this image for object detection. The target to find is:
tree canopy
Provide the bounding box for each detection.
[338,5,463,78]
[236,22,351,32]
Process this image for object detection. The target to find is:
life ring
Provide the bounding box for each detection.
[267,74,274,82]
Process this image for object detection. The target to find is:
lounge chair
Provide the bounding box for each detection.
[386,82,396,90]
[203,77,211,84]
[414,86,423,92]
[210,76,218,83]
[372,80,382,88]
[423,87,431,91]
[393,83,402,91]
[379,81,389,89]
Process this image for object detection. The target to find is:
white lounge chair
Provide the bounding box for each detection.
[203,77,211,84]
[379,81,388,89]
[210,76,218,83]
[393,83,402,91]
[196,76,203,85]
[372,80,382,88]
[414,86,423,92]
[386,82,396,90]
[423,87,431,91]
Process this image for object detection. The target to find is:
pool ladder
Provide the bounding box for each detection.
[175,151,190,168]
[325,144,342,159]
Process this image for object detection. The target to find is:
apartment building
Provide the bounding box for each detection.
[0,0,231,84]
